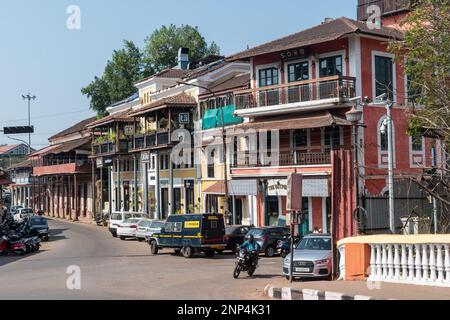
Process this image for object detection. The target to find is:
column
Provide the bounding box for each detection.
[74,175,78,221]
[116,159,121,211]
[91,160,96,219]
[155,152,161,219]
[169,154,174,216]
[108,166,112,216]
[133,154,138,212]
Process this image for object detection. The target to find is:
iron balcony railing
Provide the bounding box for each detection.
[232,149,332,168]
[234,76,356,111]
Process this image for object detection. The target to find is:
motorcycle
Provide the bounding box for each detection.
[277,236,302,258]
[233,248,259,279]
[0,235,27,255]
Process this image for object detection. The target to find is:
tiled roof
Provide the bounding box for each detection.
[0,144,20,155]
[40,138,91,156]
[182,60,228,81]
[227,17,403,61]
[135,68,190,85]
[88,108,133,129]
[129,92,197,117]
[199,73,250,98]
[49,116,97,140]
[8,159,32,170]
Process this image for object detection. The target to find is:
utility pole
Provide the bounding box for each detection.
[22,93,36,154]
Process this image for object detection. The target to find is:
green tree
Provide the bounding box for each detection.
[82,40,149,116]
[389,0,450,140]
[143,24,220,72]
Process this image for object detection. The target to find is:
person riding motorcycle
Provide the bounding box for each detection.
[240,234,260,266]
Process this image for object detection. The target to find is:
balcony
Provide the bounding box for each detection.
[33,162,91,176]
[232,149,332,168]
[92,140,129,156]
[131,131,170,151]
[234,76,356,118]
[357,0,410,20]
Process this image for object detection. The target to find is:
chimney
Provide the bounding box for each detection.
[177,47,190,70]
[322,17,334,24]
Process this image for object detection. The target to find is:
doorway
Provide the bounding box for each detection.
[161,188,169,219]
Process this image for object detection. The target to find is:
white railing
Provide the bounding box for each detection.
[338,236,450,287]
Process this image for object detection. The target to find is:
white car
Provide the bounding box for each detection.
[14,208,34,222]
[117,218,143,240]
[109,212,145,238]
[135,219,165,241]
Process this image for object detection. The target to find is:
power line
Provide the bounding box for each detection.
[0,109,93,125]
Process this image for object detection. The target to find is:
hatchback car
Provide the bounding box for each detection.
[224,225,254,252]
[283,234,332,280]
[109,212,145,237]
[14,208,34,222]
[135,219,164,241]
[28,216,50,241]
[246,226,290,257]
[117,218,143,240]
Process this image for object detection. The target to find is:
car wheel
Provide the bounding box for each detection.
[285,276,290,281]
[150,241,158,255]
[112,232,118,238]
[265,246,275,257]
[119,236,125,240]
[182,246,193,258]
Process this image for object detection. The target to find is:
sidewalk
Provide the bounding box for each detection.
[264,279,450,300]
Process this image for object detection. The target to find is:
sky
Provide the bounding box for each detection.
[0,0,356,150]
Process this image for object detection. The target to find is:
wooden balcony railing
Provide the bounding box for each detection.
[92,140,129,156]
[232,149,332,168]
[131,131,170,151]
[234,76,356,111]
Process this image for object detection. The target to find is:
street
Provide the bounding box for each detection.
[0,219,283,300]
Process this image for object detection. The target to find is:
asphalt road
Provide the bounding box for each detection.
[0,218,284,300]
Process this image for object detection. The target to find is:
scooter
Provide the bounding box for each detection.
[0,235,27,255]
[233,248,259,279]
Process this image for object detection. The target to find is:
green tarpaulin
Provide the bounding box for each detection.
[202,105,243,130]
[202,108,219,130]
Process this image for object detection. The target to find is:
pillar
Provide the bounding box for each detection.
[116,159,121,211]
[155,152,161,219]
[133,154,138,212]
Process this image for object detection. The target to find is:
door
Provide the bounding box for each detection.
[161,188,169,219]
[174,188,182,214]
[298,197,310,236]
[123,181,130,212]
[233,198,243,225]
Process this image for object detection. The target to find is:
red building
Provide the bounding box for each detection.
[226,6,439,239]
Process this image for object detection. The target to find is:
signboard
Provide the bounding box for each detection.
[96,157,104,169]
[104,158,113,167]
[141,152,150,163]
[124,125,134,136]
[267,178,329,197]
[3,126,34,134]
[184,221,200,229]
[280,47,308,60]
[287,173,303,212]
[179,113,190,124]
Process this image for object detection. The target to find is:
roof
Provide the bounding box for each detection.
[135,68,190,85]
[0,144,20,155]
[0,178,12,185]
[129,92,197,117]
[49,116,97,141]
[45,137,91,155]
[199,73,250,98]
[227,17,404,61]
[109,92,139,108]
[8,159,32,170]
[182,60,228,81]
[233,111,352,131]
[88,108,133,129]
[203,181,226,195]
[30,144,61,157]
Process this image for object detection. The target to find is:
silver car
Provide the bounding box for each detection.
[283,234,332,280]
[135,219,165,241]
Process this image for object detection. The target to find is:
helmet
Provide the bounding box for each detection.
[246,234,254,242]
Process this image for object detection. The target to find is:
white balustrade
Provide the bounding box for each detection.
[339,236,450,288]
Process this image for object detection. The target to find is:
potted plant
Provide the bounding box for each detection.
[159,118,168,130]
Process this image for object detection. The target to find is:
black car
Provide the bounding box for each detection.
[247,226,290,257]
[28,216,49,241]
[224,225,254,253]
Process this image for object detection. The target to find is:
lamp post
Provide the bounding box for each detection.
[22,93,36,154]
[176,81,230,219]
[345,105,364,233]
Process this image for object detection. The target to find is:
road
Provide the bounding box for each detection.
[0,218,283,300]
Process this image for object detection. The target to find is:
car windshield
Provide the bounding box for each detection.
[30,218,47,225]
[296,237,331,251]
[225,227,238,235]
[247,229,264,237]
[111,213,122,220]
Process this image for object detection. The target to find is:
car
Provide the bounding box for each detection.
[246,226,290,257]
[148,213,226,258]
[282,234,332,280]
[116,218,143,240]
[9,205,23,216]
[135,219,164,241]
[224,225,254,253]
[28,216,50,241]
[109,212,146,237]
[14,208,34,222]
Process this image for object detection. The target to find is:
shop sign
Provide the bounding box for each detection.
[267,180,288,196]
[141,152,150,163]
[124,125,134,136]
[179,113,190,124]
[280,47,308,60]
[96,157,103,168]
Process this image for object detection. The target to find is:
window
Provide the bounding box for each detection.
[207,150,215,178]
[259,67,279,87]
[293,129,308,149]
[324,127,341,149]
[159,154,170,170]
[374,55,394,100]
[173,222,183,232]
[288,61,309,82]
[411,135,424,152]
[379,119,388,151]
[319,56,343,77]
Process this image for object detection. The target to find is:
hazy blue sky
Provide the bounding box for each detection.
[0,0,356,149]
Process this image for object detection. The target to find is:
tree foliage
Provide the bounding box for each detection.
[389,0,450,140]
[82,26,220,116]
[143,24,220,72]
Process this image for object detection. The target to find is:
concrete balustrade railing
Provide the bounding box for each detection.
[337,235,450,288]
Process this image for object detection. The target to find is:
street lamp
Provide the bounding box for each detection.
[346,104,364,234]
[22,93,36,154]
[372,94,396,234]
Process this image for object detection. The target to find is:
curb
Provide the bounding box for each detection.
[265,285,375,301]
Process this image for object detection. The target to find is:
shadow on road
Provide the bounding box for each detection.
[48,228,68,242]
[0,249,48,267]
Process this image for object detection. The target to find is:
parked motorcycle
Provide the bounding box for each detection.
[0,235,27,255]
[233,248,259,279]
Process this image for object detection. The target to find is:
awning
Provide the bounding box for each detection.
[203,180,258,196]
[203,181,226,195]
[0,178,12,185]
[232,111,352,131]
